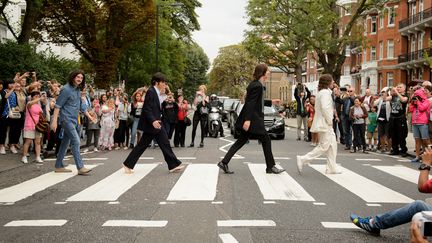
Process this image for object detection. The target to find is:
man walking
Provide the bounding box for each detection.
[123,73,184,174]
[296,74,342,174]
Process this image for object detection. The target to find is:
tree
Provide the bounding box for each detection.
[208,45,257,98]
[182,43,209,100]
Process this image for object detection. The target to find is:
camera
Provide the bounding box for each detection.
[340,87,347,92]
[412,96,421,102]
[413,211,432,237]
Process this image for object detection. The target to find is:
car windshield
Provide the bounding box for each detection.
[264,106,277,115]
[223,99,236,109]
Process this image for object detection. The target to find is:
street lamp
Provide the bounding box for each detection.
[156,2,184,72]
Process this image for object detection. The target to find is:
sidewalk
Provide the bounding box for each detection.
[284,118,415,158]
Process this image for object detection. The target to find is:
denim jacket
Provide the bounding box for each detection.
[55,84,87,125]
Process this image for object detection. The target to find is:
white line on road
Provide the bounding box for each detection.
[159,202,176,205]
[177,157,196,160]
[212,201,223,204]
[372,165,419,184]
[367,203,382,207]
[263,201,276,204]
[67,164,158,202]
[274,157,291,160]
[139,157,154,160]
[167,164,219,201]
[108,201,120,205]
[248,164,315,201]
[4,220,67,227]
[309,164,413,203]
[217,220,276,227]
[54,202,67,205]
[0,165,98,203]
[102,220,168,227]
[219,137,244,159]
[355,159,381,161]
[219,234,239,243]
[321,222,358,229]
[313,202,326,206]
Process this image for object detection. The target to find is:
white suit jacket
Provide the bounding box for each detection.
[311,88,334,133]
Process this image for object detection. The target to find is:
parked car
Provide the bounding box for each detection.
[230,101,243,135]
[230,101,285,140]
[222,98,239,122]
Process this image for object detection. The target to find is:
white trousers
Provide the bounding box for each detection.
[299,129,339,173]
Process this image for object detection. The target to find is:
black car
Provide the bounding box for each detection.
[222,98,239,122]
[230,102,285,140]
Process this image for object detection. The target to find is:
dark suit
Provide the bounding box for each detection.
[222,80,275,169]
[123,86,182,170]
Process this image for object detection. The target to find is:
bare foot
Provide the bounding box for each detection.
[124,165,133,174]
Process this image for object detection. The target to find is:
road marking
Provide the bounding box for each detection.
[167,164,219,201]
[4,220,67,227]
[217,220,276,227]
[219,233,239,243]
[108,201,120,205]
[83,158,108,161]
[372,165,419,184]
[274,157,290,160]
[248,164,315,201]
[67,164,158,202]
[212,201,223,204]
[263,201,276,204]
[398,159,411,162]
[355,158,381,161]
[54,202,67,205]
[367,203,382,207]
[0,165,98,203]
[315,158,327,160]
[102,220,167,227]
[139,157,154,160]
[219,137,244,159]
[177,157,196,160]
[362,164,371,166]
[159,202,176,205]
[321,222,358,229]
[313,202,326,206]
[309,164,413,203]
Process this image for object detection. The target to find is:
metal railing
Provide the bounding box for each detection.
[399,7,432,29]
[398,48,432,63]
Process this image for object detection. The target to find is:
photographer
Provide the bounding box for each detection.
[409,88,431,163]
[387,84,409,157]
[350,147,432,238]
[294,83,311,141]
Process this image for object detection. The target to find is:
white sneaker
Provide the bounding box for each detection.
[10,146,18,154]
[123,146,128,150]
[35,157,44,163]
[21,156,28,164]
[326,168,342,174]
[296,155,303,174]
[0,147,5,155]
[93,148,99,152]
[83,148,89,153]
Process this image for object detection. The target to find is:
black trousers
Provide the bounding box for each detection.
[389,116,408,154]
[221,130,275,170]
[114,120,128,144]
[352,123,366,150]
[123,127,182,170]
[174,120,186,147]
[190,111,207,144]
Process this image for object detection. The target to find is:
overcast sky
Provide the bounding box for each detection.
[192,0,249,66]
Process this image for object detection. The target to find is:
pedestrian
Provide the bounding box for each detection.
[83,99,101,152]
[50,70,96,174]
[123,72,184,174]
[294,83,311,141]
[366,106,378,151]
[387,84,409,157]
[161,93,179,143]
[306,95,318,146]
[174,95,189,147]
[217,64,285,175]
[99,99,116,151]
[374,87,391,153]
[189,84,209,147]
[296,74,342,174]
[410,88,430,163]
[0,79,19,155]
[114,94,130,149]
[349,97,368,153]
[21,90,44,164]
[341,87,355,150]
[129,89,145,148]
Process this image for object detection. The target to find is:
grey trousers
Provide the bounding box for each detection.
[296,115,308,140]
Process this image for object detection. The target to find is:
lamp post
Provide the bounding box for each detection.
[156,2,184,72]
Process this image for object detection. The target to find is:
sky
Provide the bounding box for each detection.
[192,0,249,66]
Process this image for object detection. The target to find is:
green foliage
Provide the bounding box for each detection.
[0,41,79,83]
[208,45,257,98]
[182,43,210,101]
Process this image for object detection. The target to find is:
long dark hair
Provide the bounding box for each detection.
[318,74,333,91]
[68,70,86,90]
[253,64,268,81]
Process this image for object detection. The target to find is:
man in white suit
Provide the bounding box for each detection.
[297,74,342,174]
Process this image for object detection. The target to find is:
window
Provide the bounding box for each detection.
[379,14,384,29]
[379,41,384,60]
[411,35,417,52]
[418,32,424,51]
[344,5,351,16]
[387,40,394,59]
[388,8,395,26]
[411,2,417,17]
[387,73,394,87]
[420,0,424,12]
[310,59,315,69]
[371,46,376,61]
[310,75,315,82]
[371,16,377,34]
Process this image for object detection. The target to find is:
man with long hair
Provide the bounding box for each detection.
[217,64,284,174]
[296,74,342,174]
[50,70,96,174]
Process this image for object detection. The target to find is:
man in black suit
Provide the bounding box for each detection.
[217,64,285,174]
[123,73,184,174]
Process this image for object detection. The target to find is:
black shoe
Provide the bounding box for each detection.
[401,153,408,157]
[181,144,185,148]
[296,137,301,141]
[344,146,351,150]
[189,143,194,147]
[220,134,225,137]
[199,142,204,148]
[266,166,285,174]
[218,162,234,174]
[174,145,179,148]
[129,144,134,149]
[362,150,368,154]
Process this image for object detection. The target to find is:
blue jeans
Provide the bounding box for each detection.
[130,117,140,146]
[55,121,84,170]
[374,200,432,229]
[342,116,352,147]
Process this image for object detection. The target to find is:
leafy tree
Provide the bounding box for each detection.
[208,45,257,98]
[182,43,209,101]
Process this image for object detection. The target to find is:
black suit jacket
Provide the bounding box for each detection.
[138,86,162,134]
[235,80,266,135]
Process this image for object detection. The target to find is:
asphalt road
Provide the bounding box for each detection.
[0,124,429,243]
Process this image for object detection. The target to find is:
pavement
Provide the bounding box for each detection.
[284,117,416,158]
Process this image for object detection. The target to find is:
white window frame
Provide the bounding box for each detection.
[371,16,377,34]
[344,5,351,16]
[379,41,384,60]
[418,32,424,51]
[379,14,384,29]
[371,46,376,61]
[387,40,394,59]
[387,73,394,87]
[411,35,417,52]
[388,7,395,26]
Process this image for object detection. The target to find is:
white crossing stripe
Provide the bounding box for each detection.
[167,164,219,201]
[219,233,239,243]
[0,165,98,203]
[321,222,358,229]
[177,157,196,160]
[274,157,290,160]
[309,164,414,203]
[367,203,382,207]
[4,220,67,227]
[139,157,154,160]
[102,220,167,227]
[217,220,276,227]
[67,164,158,202]
[372,165,419,184]
[248,164,314,201]
[355,158,381,161]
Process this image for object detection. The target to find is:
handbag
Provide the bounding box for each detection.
[184,116,191,126]
[7,99,21,119]
[28,107,48,133]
